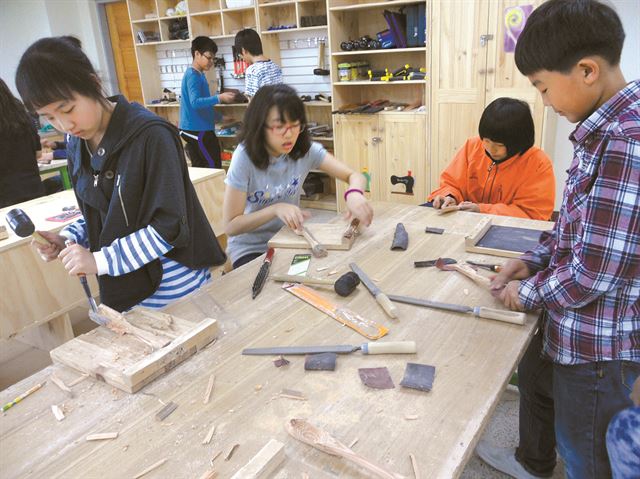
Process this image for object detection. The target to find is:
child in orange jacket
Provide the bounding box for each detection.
[429,98,555,220]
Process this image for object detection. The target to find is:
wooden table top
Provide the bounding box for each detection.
[0,203,553,479]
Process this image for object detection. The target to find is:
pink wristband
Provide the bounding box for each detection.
[344,188,364,201]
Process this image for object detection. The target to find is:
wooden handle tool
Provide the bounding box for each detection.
[299,226,328,258]
[435,258,491,288]
[286,419,404,479]
[271,274,335,286]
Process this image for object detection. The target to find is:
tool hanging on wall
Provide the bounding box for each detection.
[231,45,247,79]
[313,39,329,76]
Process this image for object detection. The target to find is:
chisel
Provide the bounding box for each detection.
[387,294,526,325]
[242,341,416,356]
[65,239,98,313]
[350,262,398,319]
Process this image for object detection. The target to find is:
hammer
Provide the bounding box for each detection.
[5,208,51,246]
[271,272,360,297]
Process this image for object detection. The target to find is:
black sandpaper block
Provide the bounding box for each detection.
[424,226,444,234]
[400,363,435,392]
[305,352,337,371]
[358,367,395,389]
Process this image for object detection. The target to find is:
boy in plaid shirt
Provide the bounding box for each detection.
[476,1,640,478]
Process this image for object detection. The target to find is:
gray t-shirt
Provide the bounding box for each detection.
[225,141,327,264]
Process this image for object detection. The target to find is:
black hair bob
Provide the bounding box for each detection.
[191,36,218,58]
[238,84,310,170]
[478,97,535,160]
[234,29,263,56]
[515,0,625,75]
[16,36,105,112]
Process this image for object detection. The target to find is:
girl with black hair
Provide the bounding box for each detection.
[0,78,45,207]
[15,37,226,312]
[223,84,373,269]
[428,97,556,220]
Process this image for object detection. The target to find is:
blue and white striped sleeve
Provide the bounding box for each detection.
[93,225,174,277]
[60,218,89,249]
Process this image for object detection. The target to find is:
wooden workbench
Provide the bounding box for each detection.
[0,167,225,350]
[0,203,553,478]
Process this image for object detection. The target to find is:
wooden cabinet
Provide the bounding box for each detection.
[430,0,546,190]
[335,112,426,209]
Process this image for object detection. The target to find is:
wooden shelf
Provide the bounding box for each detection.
[261,25,327,34]
[329,0,421,12]
[333,80,426,86]
[131,18,159,23]
[311,136,333,141]
[332,47,426,56]
[189,9,221,16]
[221,6,256,12]
[259,0,296,7]
[304,101,332,106]
[158,14,188,20]
[300,193,336,210]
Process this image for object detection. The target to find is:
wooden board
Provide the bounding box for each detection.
[50,309,218,393]
[465,217,545,258]
[267,223,355,251]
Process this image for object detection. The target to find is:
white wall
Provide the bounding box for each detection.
[549,0,640,208]
[0,0,113,97]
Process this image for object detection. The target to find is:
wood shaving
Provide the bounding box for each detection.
[51,405,65,421]
[348,437,359,448]
[224,443,239,461]
[202,424,216,445]
[405,414,419,420]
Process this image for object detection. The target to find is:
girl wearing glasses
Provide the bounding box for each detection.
[16,37,227,312]
[223,84,373,269]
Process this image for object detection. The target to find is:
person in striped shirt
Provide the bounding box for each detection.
[234,29,283,98]
[476,1,640,478]
[16,37,226,312]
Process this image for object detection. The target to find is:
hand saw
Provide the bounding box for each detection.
[283,283,389,340]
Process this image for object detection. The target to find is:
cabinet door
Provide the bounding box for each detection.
[486,0,546,146]
[334,114,379,211]
[378,113,427,205]
[430,0,491,191]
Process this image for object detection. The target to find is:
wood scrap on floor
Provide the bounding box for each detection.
[155,401,178,421]
[202,424,216,445]
[230,439,285,479]
[86,432,118,441]
[132,458,167,479]
[203,374,215,404]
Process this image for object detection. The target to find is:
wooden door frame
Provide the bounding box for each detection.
[95,0,124,96]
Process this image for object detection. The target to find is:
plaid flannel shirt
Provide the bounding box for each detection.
[519,80,640,365]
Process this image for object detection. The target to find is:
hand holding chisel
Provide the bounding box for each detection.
[63,239,98,313]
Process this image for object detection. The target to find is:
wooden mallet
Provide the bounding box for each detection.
[5,208,50,246]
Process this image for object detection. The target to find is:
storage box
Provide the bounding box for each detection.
[225,0,254,8]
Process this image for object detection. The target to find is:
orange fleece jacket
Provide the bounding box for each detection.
[428,137,555,220]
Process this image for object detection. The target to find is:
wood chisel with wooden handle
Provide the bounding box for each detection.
[243,341,416,356]
[349,263,398,319]
[387,294,526,325]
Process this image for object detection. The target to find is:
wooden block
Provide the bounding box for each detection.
[51,405,65,421]
[230,439,285,479]
[86,432,118,441]
[0,225,8,240]
[50,311,219,393]
[267,223,355,251]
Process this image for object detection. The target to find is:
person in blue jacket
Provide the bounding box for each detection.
[179,36,235,169]
[16,36,226,312]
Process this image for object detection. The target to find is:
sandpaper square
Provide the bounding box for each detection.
[400,363,435,392]
[358,367,395,389]
[304,352,337,371]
